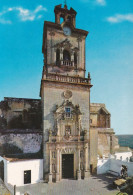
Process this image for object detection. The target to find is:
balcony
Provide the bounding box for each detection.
[60,60,74,66]
[43,73,92,85]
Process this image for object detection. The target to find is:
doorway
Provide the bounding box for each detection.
[24,170,31,184]
[62,154,74,179]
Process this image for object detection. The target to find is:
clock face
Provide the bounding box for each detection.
[63,26,71,36]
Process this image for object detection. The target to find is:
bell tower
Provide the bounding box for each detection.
[42,4,89,78]
[40,4,92,183]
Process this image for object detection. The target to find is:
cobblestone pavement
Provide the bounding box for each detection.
[17,174,120,195]
[0,179,10,195]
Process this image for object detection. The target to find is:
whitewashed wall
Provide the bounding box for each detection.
[110,159,133,177]
[97,159,110,174]
[114,152,132,161]
[97,152,133,176]
[5,159,43,187]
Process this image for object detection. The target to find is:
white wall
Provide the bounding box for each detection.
[114,152,132,161]
[97,152,133,176]
[97,159,110,174]
[110,159,133,177]
[6,159,43,187]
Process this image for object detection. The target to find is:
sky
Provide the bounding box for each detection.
[0,0,133,135]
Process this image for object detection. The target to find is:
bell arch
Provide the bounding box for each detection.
[63,49,71,61]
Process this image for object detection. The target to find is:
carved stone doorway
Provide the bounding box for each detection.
[62,154,74,179]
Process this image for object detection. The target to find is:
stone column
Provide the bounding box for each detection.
[77,147,81,180]
[71,51,74,66]
[48,150,53,183]
[84,144,90,179]
[56,148,60,182]
[54,48,57,65]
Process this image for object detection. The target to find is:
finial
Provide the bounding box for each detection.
[64,0,67,9]
[88,72,91,79]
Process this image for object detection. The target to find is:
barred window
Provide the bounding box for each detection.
[65,107,71,118]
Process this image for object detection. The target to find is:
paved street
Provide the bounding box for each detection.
[17,174,119,195]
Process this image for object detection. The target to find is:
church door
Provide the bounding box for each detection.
[62,154,74,179]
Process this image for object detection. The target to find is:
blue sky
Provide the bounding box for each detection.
[0,0,133,134]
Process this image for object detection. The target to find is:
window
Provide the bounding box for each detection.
[67,16,71,22]
[60,17,64,24]
[63,50,71,61]
[65,125,71,136]
[90,119,92,124]
[56,49,60,65]
[65,107,71,118]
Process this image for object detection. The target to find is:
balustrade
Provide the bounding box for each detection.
[61,60,74,66]
[45,73,91,85]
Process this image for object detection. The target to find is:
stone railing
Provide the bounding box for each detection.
[60,60,74,66]
[44,73,91,85]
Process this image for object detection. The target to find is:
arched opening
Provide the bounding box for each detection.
[74,52,77,65]
[63,50,71,61]
[0,161,4,181]
[56,49,60,65]
[67,16,71,23]
[60,16,64,24]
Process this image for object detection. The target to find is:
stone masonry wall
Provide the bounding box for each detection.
[0,133,42,154]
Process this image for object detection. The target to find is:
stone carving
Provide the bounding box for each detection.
[49,129,53,137]
[53,39,73,49]
[63,90,72,99]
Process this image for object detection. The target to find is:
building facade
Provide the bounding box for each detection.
[0,3,121,185]
[40,4,92,182]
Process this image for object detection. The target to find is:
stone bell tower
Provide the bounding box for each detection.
[40,4,92,183]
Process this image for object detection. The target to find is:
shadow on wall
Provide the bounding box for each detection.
[0,144,23,156]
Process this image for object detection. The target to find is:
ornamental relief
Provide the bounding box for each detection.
[63,90,72,99]
[61,135,79,142]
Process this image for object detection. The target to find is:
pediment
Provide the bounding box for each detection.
[99,107,110,115]
[53,39,73,48]
[54,100,82,119]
